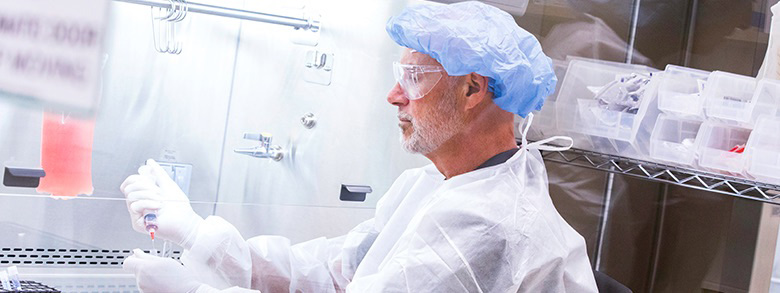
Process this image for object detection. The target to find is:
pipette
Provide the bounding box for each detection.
[143,212,159,240]
[144,211,159,256]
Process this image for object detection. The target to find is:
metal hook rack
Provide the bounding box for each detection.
[114,0,321,31]
[114,0,321,53]
[114,0,321,32]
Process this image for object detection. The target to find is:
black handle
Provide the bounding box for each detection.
[340,184,372,202]
[3,167,46,188]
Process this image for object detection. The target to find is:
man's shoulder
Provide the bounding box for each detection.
[375,164,442,217]
[425,185,540,236]
[426,177,582,251]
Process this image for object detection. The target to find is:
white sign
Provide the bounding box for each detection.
[0,0,109,114]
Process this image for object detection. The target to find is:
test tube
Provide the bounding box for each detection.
[0,271,10,290]
[7,266,20,290]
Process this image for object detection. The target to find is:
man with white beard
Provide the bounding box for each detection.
[120,1,598,292]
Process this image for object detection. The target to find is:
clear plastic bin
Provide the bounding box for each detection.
[695,122,751,174]
[649,114,702,166]
[745,115,780,185]
[657,65,710,119]
[747,79,780,126]
[555,58,659,158]
[702,71,757,125]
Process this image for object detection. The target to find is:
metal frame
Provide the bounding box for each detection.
[592,166,615,270]
[540,147,780,274]
[646,184,669,293]
[113,0,321,31]
[541,147,780,205]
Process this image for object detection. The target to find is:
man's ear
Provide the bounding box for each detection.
[464,73,490,110]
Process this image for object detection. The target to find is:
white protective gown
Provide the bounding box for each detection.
[184,143,598,293]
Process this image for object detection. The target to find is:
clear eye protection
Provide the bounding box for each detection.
[392,62,445,100]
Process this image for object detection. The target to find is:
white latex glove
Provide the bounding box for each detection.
[121,159,203,249]
[123,249,204,293]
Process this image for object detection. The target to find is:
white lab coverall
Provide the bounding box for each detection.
[183,146,598,292]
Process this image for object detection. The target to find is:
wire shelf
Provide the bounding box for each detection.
[540,147,780,205]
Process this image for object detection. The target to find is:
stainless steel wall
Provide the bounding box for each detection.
[213,0,429,242]
[0,0,428,259]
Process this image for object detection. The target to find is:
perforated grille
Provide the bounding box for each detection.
[0,248,181,267]
[57,284,135,293]
[51,282,138,293]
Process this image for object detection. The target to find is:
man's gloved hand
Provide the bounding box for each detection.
[121,159,203,249]
[123,249,205,293]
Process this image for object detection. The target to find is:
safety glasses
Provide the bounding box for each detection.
[392,62,446,100]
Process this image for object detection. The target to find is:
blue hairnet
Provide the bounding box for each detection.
[386,1,557,117]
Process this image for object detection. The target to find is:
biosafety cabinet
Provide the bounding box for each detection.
[0,0,429,290]
[0,0,780,292]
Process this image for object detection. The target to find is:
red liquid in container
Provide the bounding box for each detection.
[36,112,95,197]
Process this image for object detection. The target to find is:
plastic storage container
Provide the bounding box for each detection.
[695,122,752,174]
[702,71,757,125]
[649,114,702,166]
[745,115,780,185]
[747,79,780,126]
[657,65,710,119]
[556,58,659,158]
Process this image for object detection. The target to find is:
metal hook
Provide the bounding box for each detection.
[167,0,180,53]
[174,0,188,22]
[166,0,187,54]
[150,0,176,53]
[149,0,188,54]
